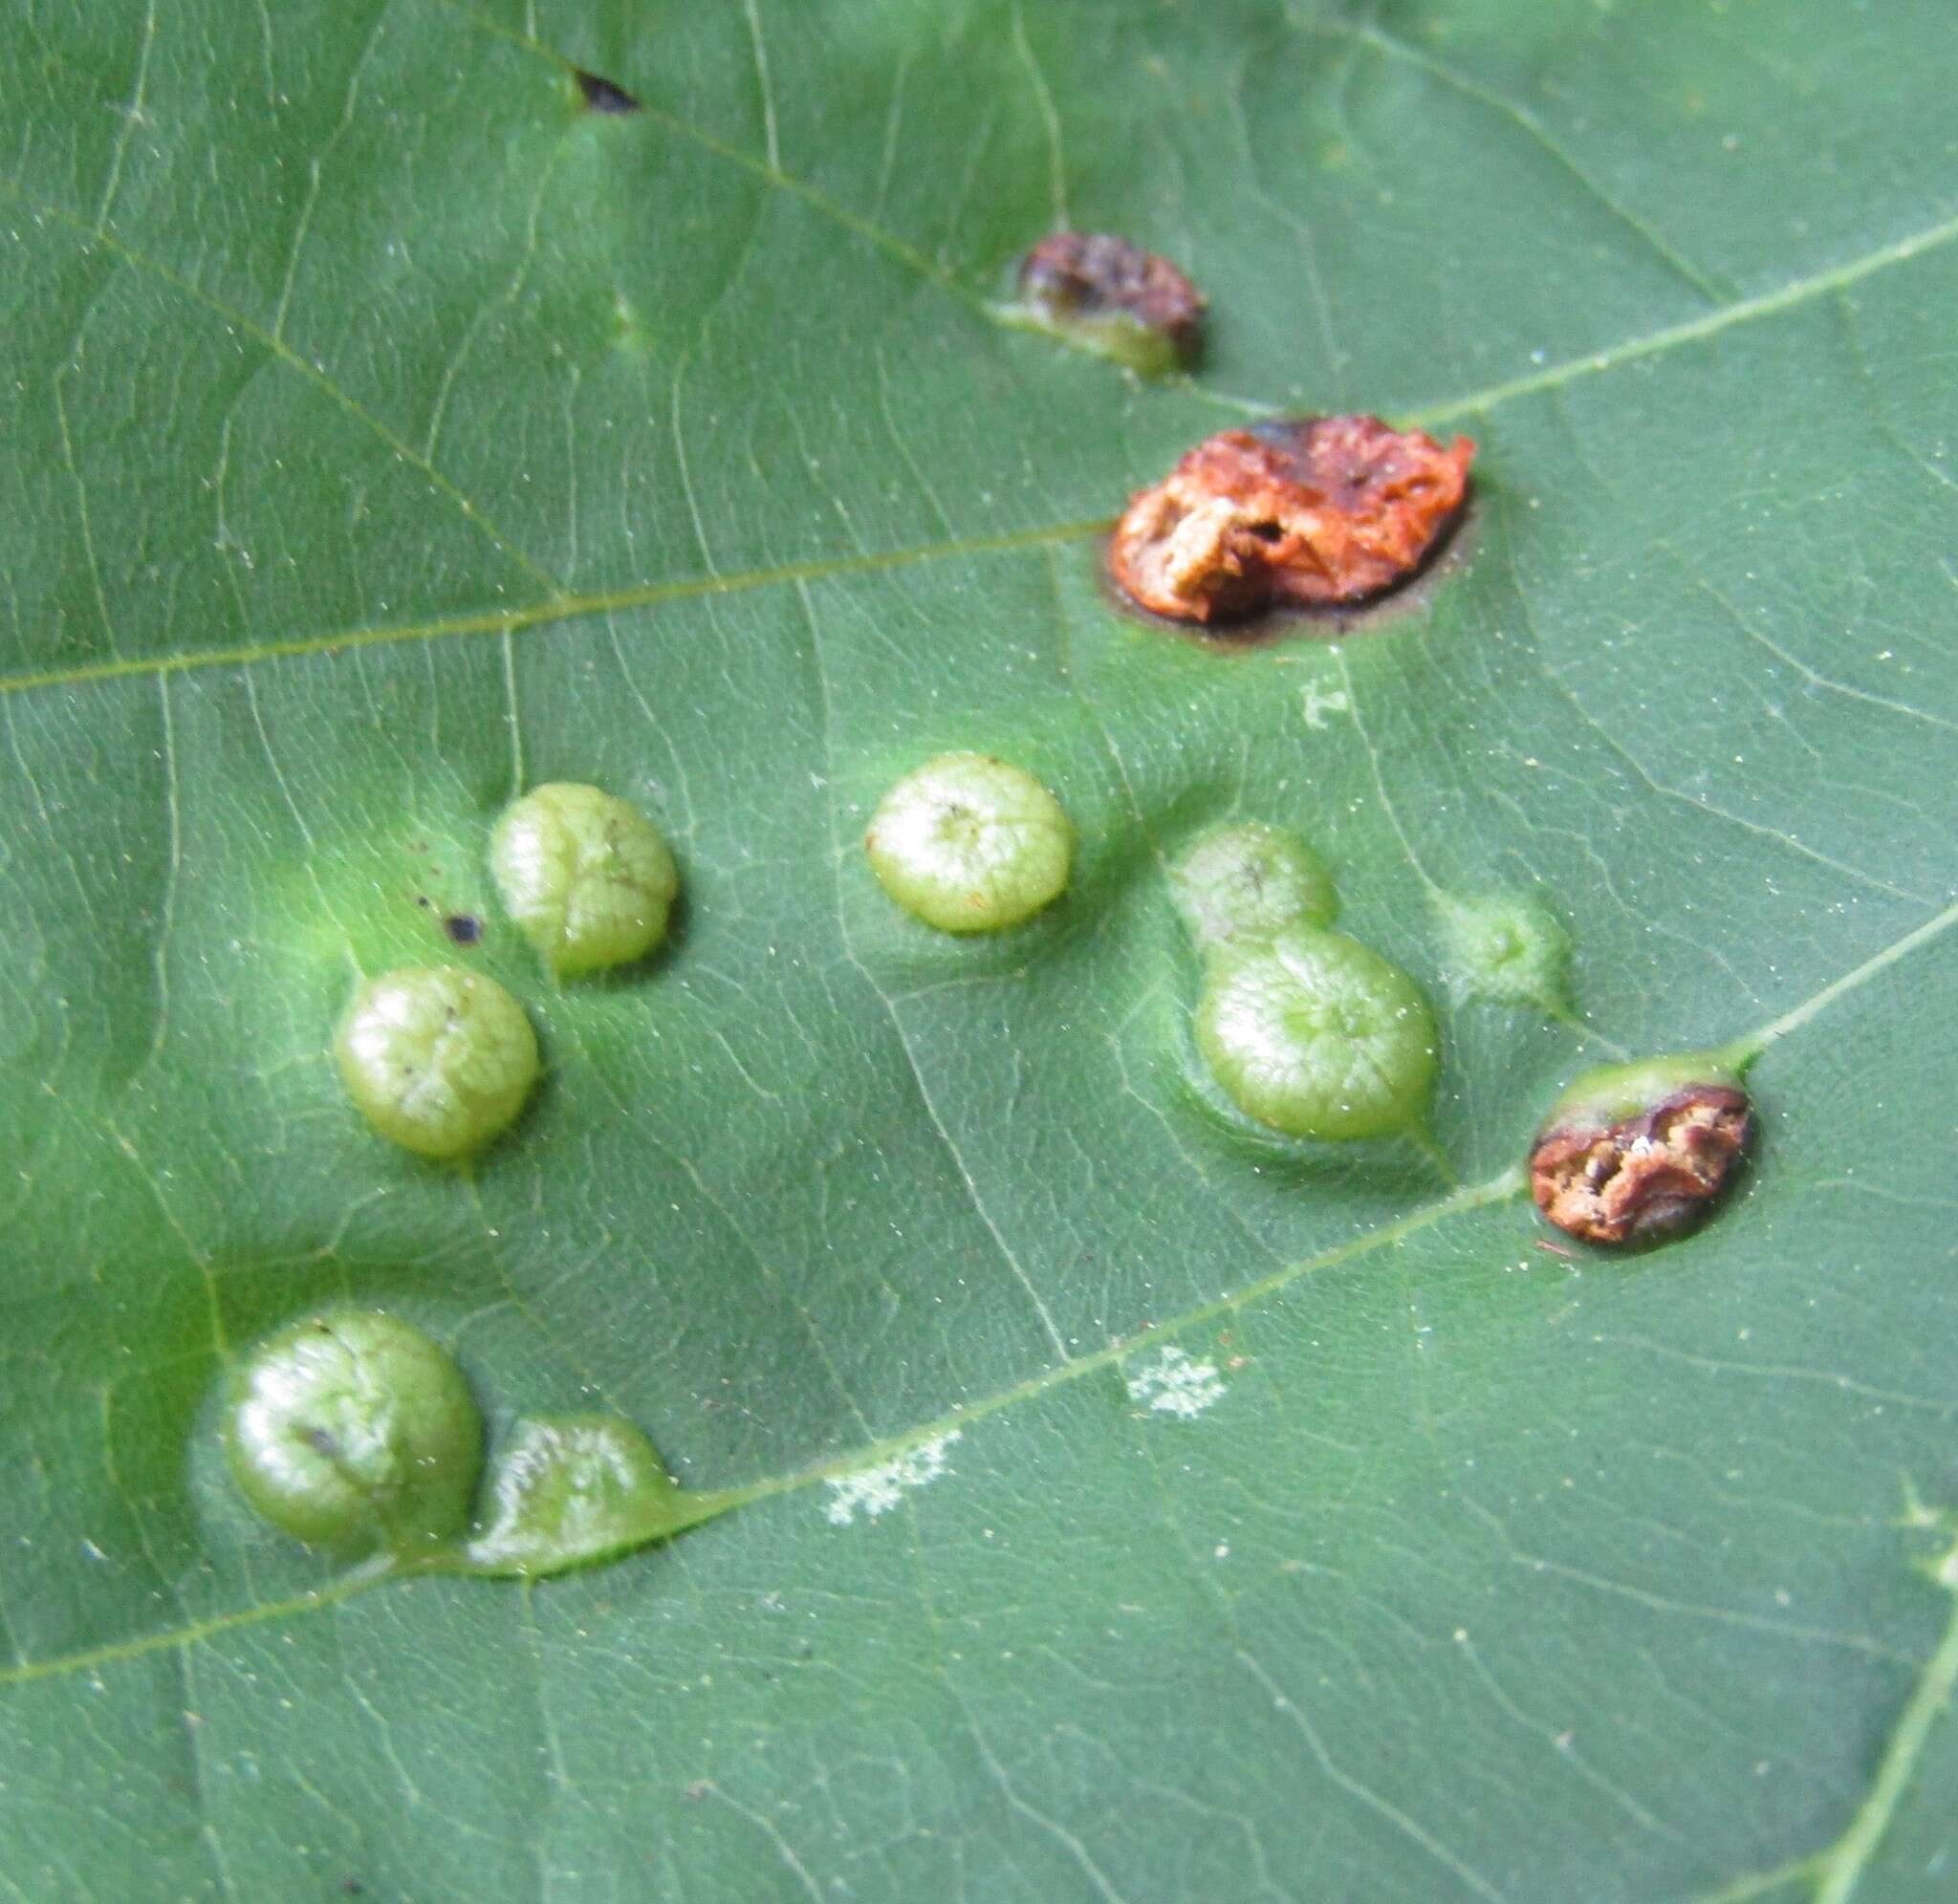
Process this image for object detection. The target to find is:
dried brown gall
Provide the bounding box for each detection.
[1531,1086,1751,1247]
[1011,233,1206,375]
[1109,416,1476,622]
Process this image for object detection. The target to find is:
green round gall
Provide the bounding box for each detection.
[490,782,679,977]
[223,1309,483,1554]
[335,965,539,1159]
[1434,892,1570,1008]
[1196,927,1438,1140]
[864,752,1072,934]
[1172,822,1338,947]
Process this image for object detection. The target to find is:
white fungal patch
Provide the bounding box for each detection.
[1125,1346,1225,1419]
[823,1432,962,1525]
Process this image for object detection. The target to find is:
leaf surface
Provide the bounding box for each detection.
[4,1,1958,1895]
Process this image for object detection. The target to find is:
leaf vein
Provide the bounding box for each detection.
[0,172,565,603]
[1325,18,1729,305]
[5,885,1955,1696]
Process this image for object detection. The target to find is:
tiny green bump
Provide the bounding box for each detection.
[491,782,679,977]
[335,964,539,1159]
[864,752,1072,934]
[1544,1049,1745,1134]
[1196,927,1438,1140]
[467,1416,684,1578]
[1433,891,1571,1008]
[1173,822,1339,948]
[223,1310,483,1555]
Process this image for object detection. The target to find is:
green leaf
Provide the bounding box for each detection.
[5,0,1958,1895]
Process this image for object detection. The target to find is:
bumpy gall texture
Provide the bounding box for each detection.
[1172,822,1338,948]
[1014,232,1206,373]
[490,782,679,977]
[223,1310,484,1554]
[335,965,539,1159]
[1111,416,1475,622]
[865,752,1073,934]
[1435,891,1571,1008]
[1532,1084,1751,1246]
[468,1416,682,1577]
[1196,927,1438,1140]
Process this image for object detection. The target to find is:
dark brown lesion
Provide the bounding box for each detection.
[575,69,641,115]
[1017,232,1207,362]
[1530,1086,1751,1246]
[1108,416,1476,622]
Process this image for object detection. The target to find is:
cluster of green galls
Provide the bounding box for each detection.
[330,760,1077,1164]
[238,758,1081,1570]
[229,752,1721,1573]
[231,763,1439,1567]
[334,781,679,1159]
[231,782,694,1575]
[327,757,1439,1164]
[866,766,1436,1138]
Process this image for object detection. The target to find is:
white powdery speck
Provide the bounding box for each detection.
[1125,1346,1225,1419]
[823,1432,963,1526]
[1300,683,1351,730]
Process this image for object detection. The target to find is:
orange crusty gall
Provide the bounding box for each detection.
[1530,1085,1751,1246]
[1109,416,1475,622]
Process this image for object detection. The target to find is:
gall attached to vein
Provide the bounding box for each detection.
[1530,1057,1751,1246]
[224,1310,483,1555]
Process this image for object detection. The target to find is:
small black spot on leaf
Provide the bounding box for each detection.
[576,69,641,115]
[443,913,483,945]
